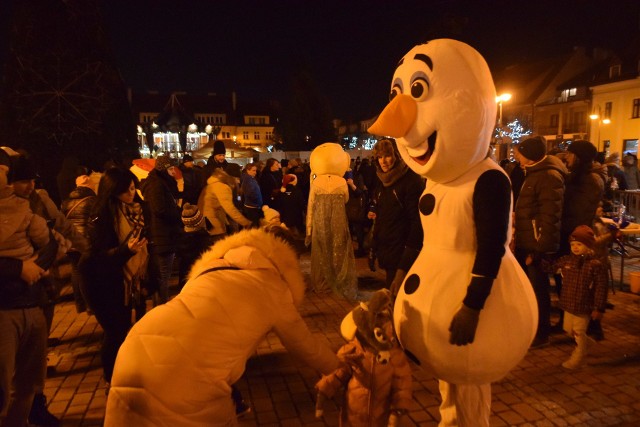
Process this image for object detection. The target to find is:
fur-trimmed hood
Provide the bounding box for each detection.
[188,228,305,306]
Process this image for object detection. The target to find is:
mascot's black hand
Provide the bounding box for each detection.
[448,305,480,345]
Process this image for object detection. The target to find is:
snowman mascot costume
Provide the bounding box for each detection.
[306,143,358,301]
[369,39,537,426]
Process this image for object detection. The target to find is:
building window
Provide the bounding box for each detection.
[573,111,585,125]
[243,132,249,140]
[266,131,273,140]
[254,132,260,140]
[246,116,267,125]
[223,132,230,139]
[609,64,621,78]
[550,114,559,127]
[624,139,639,154]
[604,102,612,119]
[633,99,640,119]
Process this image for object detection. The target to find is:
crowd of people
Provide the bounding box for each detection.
[0,134,630,425]
[506,137,618,369]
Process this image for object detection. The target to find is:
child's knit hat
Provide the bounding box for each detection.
[182,203,205,232]
[570,225,596,249]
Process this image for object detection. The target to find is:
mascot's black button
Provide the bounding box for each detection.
[419,194,436,215]
[404,274,420,294]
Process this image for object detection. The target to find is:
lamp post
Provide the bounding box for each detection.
[496,93,512,126]
[589,105,611,152]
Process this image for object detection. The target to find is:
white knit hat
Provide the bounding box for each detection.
[182,203,205,232]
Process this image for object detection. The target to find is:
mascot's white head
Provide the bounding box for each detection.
[310,142,350,177]
[369,39,496,183]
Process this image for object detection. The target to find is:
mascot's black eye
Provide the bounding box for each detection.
[410,78,429,101]
[389,85,401,102]
[374,327,388,343]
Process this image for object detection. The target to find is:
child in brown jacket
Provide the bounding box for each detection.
[552,225,608,369]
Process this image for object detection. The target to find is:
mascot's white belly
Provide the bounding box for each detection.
[394,160,537,384]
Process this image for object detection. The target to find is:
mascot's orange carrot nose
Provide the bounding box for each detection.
[368,94,417,138]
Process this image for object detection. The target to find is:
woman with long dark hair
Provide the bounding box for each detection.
[79,167,148,389]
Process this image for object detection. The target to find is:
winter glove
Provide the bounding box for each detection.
[448,305,480,346]
[315,392,327,418]
[368,248,377,272]
[390,269,407,299]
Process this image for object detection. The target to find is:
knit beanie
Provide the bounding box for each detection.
[569,225,596,249]
[11,155,38,182]
[155,154,174,172]
[213,140,226,156]
[517,136,546,162]
[567,140,597,164]
[262,205,281,224]
[181,203,206,232]
[281,174,297,191]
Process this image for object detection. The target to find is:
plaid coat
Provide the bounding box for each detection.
[553,254,608,315]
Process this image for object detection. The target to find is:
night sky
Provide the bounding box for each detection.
[3,0,640,120]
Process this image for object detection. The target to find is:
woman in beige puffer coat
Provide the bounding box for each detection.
[104,227,339,426]
[200,168,252,240]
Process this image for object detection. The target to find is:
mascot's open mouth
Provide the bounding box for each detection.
[411,131,437,166]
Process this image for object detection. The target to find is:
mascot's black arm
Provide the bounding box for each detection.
[464,169,511,310]
[449,169,511,345]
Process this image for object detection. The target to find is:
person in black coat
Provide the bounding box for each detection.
[278,174,306,236]
[79,167,148,386]
[179,155,205,206]
[259,158,283,211]
[60,175,97,313]
[140,155,183,305]
[367,139,424,296]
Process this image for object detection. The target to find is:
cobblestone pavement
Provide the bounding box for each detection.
[42,252,640,426]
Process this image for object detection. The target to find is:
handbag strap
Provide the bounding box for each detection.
[194,265,240,280]
[64,196,92,219]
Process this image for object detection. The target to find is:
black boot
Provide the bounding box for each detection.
[29,393,60,427]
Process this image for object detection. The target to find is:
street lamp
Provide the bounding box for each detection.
[589,105,611,152]
[496,93,512,126]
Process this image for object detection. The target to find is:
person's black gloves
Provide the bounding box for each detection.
[448,305,480,345]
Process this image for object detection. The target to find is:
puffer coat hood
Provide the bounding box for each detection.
[189,227,305,305]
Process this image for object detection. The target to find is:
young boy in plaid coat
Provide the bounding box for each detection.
[552,225,608,369]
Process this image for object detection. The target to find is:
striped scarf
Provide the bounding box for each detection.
[117,202,148,308]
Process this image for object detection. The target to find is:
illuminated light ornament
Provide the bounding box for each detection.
[369,39,537,385]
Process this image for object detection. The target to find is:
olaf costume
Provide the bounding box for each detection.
[369,39,537,426]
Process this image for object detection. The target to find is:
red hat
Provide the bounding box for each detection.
[569,225,596,249]
[281,174,297,191]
